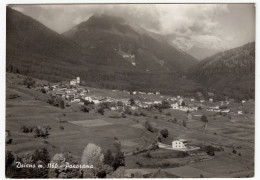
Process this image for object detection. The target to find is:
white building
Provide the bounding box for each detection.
[171,103,179,109]
[76,77,80,84]
[209,98,213,102]
[156,92,160,95]
[238,111,243,114]
[172,139,188,149]
[242,100,246,103]
[70,79,77,86]
[70,77,80,86]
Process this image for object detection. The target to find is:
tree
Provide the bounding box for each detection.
[48,152,81,178]
[97,107,105,115]
[205,146,215,156]
[129,98,135,106]
[81,105,89,112]
[201,115,208,130]
[59,99,65,109]
[181,101,186,106]
[104,142,125,171]
[81,143,104,178]
[6,151,15,170]
[112,142,125,170]
[160,129,169,138]
[104,149,114,167]
[32,148,50,165]
[183,119,187,128]
[161,99,171,109]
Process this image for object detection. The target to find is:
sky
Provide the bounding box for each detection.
[10,4,255,51]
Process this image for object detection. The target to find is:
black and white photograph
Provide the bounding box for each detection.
[4,2,256,178]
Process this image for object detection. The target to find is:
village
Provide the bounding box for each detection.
[39,76,247,116]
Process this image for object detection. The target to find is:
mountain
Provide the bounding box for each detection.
[6,7,90,81]
[6,7,201,95]
[188,42,255,100]
[63,14,198,72]
[186,46,221,60]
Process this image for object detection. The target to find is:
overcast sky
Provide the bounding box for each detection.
[11,4,255,51]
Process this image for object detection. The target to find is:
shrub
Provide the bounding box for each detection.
[60,126,64,130]
[34,126,49,138]
[140,112,146,117]
[160,129,169,138]
[40,88,46,94]
[121,113,126,118]
[154,116,158,119]
[59,99,65,109]
[21,125,33,133]
[181,101,186,106]
[201,115,208,123]
[144,121,154,132]
[161,99,171,109]
[165,112,171,116]
[136,161,143,168]
[134,112,139,116]
[183,120,187,127]
[8,94,20,99]
[205,146,215,156]
[157,136,162,142]
[23,77,35,88]
[83,100,94,106]
[124,107,132,115]
[143,152,152,159]
[81,105,89,113]
[99,102,111,109]
[97,107,105,115]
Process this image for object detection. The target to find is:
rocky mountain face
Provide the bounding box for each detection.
[63,14,198,72]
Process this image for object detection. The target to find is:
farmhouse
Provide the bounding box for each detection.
[172,139,188,149]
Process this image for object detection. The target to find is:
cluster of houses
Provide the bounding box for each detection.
[206,106,231,113]
[132,91,160,95]
[38,77,247,115]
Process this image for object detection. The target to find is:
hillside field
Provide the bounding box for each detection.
[6,73,254,178]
